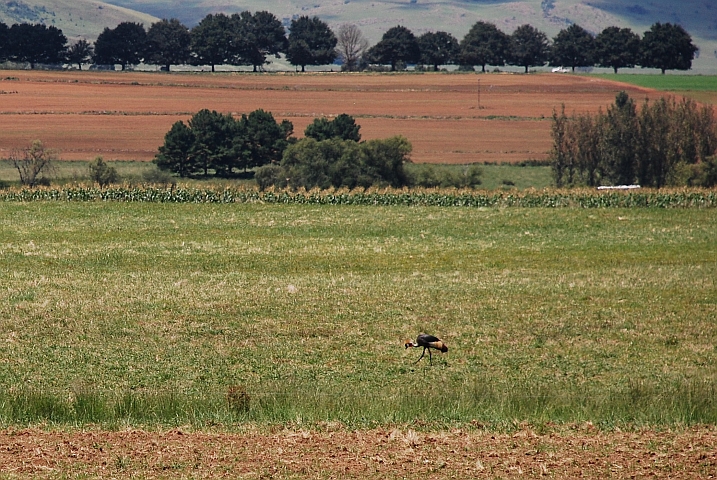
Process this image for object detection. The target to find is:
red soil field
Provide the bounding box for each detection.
[1,425,715,478]
[0,71,665,163]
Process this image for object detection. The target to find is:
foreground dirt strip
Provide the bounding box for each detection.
[0,426,715,478]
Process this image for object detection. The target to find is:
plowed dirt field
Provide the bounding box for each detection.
[0,71,667,163]
[1,426,715,478]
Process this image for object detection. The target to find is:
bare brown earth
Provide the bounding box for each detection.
[0,71,668,164]
[0,425,715,478]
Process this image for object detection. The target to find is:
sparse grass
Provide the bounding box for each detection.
[0,202,715,428]
[1,160,554,190]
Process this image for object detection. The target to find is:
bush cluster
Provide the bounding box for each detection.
[550,92,717,188]
[154,108,292,178]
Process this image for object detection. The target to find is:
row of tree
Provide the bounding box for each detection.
[0,14,699,74]
[370,21,697,74]
[550,92,717,188]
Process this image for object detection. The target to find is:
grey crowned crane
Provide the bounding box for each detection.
[404,334,448,365]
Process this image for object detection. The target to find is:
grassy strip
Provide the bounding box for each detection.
[3,377,715,429]
[1,185,716,208]
[588,74,717,92]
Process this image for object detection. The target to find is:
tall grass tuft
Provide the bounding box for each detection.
[0,378,715,428]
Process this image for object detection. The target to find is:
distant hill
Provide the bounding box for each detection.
[0,0,157,40]
[8,0,717,72]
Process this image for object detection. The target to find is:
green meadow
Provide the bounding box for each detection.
[0,201,715,428]
[590,74,717,106]
[592,74,717,92]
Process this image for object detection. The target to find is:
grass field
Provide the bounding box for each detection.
[588,74,717,106]
[1,201,715,428]
[589,74,717,92]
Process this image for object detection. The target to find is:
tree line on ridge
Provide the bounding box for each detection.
[0,13,700,74]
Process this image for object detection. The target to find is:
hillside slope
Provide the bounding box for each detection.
[103,0,717,73]
[0,0,157,40]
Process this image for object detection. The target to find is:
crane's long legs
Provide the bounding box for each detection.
[413,347,427,364]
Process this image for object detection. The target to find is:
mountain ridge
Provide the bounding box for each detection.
[0,0,158,40]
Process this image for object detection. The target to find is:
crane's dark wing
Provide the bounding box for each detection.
[416,333,448,353]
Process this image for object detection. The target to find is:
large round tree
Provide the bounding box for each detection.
[367,25,420,71]
[509,24,550,73]
[145,18,191,71]
[595,26,641,74]
[551,24,595,72]
[190,14,238,72]
[286,16,337,72]
[235,11,288,72]
[94,22,147,70]
[459,21,510,72]
[641,22,697,74]
[418,31,459,70]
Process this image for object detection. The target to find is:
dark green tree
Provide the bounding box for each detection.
[595,26,641,73]
[417,31,459,70]
[239,109,293,169]
[458,21,510,72]
[146,18,191,71]
[66,39,93,70]
[641,22,698,74]
[550,24,595,72]
[305,114,361,142]
[190,14,237,72]
[0,22,9,62]
[286,16,337,72]
[93,22,147,70]
[509,24,550,73]
[367,25,420,71]
[188,109,237,176]
[7,23,67,68]
[155,120,197,177]
[234,11,288,72]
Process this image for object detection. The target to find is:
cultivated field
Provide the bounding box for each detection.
[0,70,669,164]
[1,200,716,477]
[1,71,716,478]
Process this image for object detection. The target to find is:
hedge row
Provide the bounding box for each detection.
[1,186,716,208]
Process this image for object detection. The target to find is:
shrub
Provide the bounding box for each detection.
[88,156,120,187]
[10,140,57,187]
[142,167,176,186]
[407,164,483,188]
[226,385,250,413]
[275,136,412,190]
[255,164,287,191]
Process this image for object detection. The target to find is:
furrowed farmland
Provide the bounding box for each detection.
[1,71,717,478]
[0,71,670,164]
